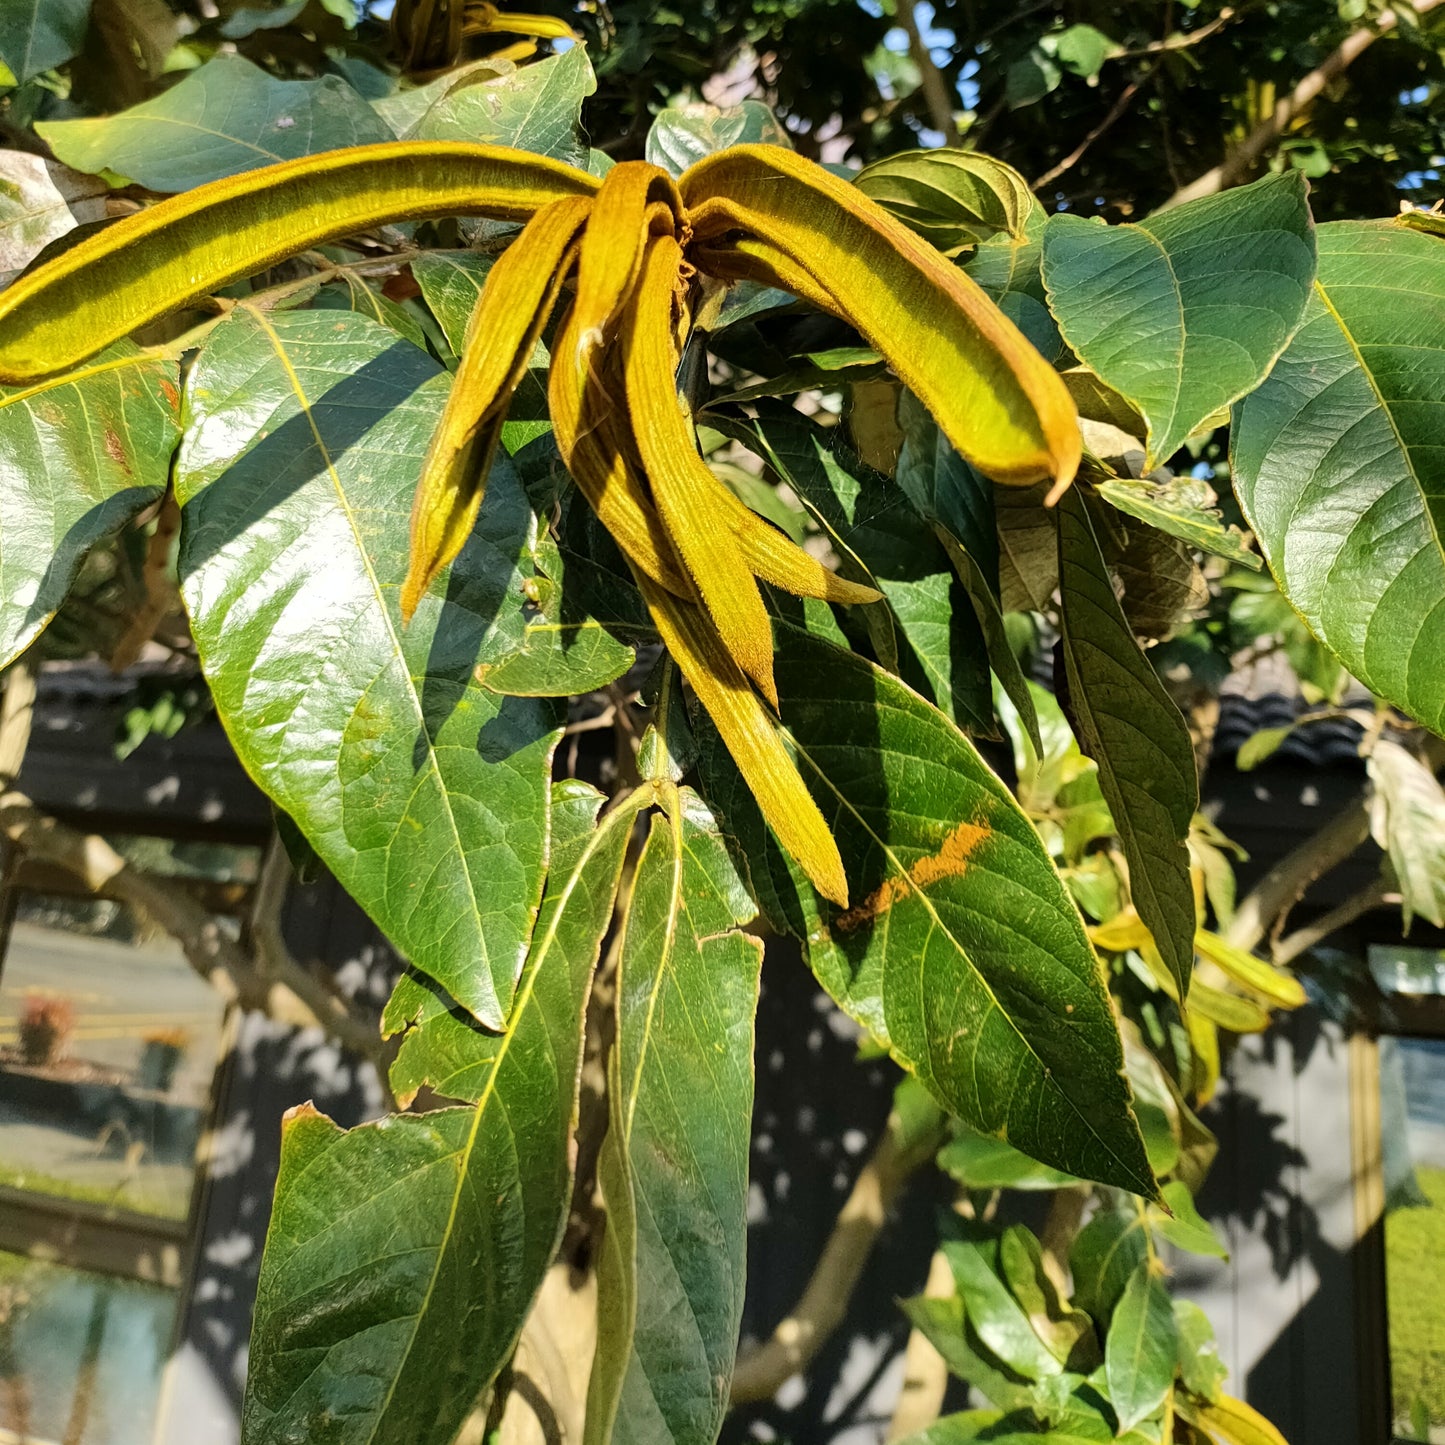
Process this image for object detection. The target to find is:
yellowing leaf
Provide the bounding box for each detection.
[1187,979,1270,1034]
[570,160,683,383]
[625,234,777,702]
[1194,930,1307,1010]
[681,145,1080,493]
[548,300,693,596]
[636,571,848,907]
[1179,1394,1289,1445]
[0,141,598,383]
[404,194,591,619]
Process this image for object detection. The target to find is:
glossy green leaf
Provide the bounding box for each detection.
[411,249,493,353]
[998,1226,1098,1368]
[1094,474,1260,570]
[586,790,763,1445]
[740,407,993,734]
[411,44,595,166]
[242,780,630,1445]
[0,0,90,83]
[1232,220,1445,735]
[37,54,394,192]
[1070,1209,1148,1323]
[645,99,791,178]
[176,308,561,1028]
[1043,173,1315,467]
[0,151,109,287]
[1106,1262,1179,1432]
[899,1296,1038,1412]
[1368,739,1445,928]
[937,1126,1084,1192]
[1057,489,1199,999]
[695,623,1156,1197]
[1174,1300,1227,1403]
[0,343,179,668]
[945,1233,1062,1381]
[1155,1180,1228,1259]
[856,150,1037,257]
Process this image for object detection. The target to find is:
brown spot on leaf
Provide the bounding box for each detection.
[159,378,180,410]
[103,427,132,474]
[835,818,991,933]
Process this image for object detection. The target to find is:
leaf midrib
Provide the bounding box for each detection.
[246,306,496,1016]
[782,723,1145,1187]
[360,793,638,1439]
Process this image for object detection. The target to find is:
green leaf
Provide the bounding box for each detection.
[998,1225,1099,1368]
[1057,489,1199,999]
[0,151,110,288]
[1043,173,1316,467]
[586,790,763,1445]
[0,0,90,84]
[1155,1180,1228,1259]
[1368,739,1445,928]
[899,1297,1038,1412]
[937,1126,1084,1192]
[1070,1209,1148,1323]
[996,481,1058,613]
[695,624,1157,1197]
[944,1233,1062,1382]
[1105,1262,1179,1431]
[409,247,553,453]
[1094,474,1261,570]
[1235,724,1295,772]
[965,202,1046,304]
[37,54,394,192]
[897,1406,1155,1445]
[176,307,561,1029]
[411,249,494,353]
[856,150,1037,257]
[645,99,790,178]
[1055,24,1117,79]
[1173,1300,1227,1403]
[412,45,596,166]
[740,407,994,734]
[1231,220,1445,735]
[0,344,179,668]
[242,780,631,1445]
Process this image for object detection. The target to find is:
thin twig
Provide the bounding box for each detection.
[0,654,39,787]
[110,492,181,673]
[1034,63,1160,189]
[1273,879,1393,966]
[729,1107,944,1403]
[896,1,962,147]
[885,1248,953,1442]
[1117,6,1237,57]
[1225,795,1372,952]
[1164,0,1445,206]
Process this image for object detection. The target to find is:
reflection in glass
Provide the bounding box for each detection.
[1370,943,1445,998]
[0,1251,176,1445]
[0,888,230,1220]
[1382,1035,1445,1443]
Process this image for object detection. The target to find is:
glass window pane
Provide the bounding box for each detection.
[1370,943,1445,998]
[0,891,229,1220]
[1382,1035,1445,1442]
[0,1250,177,1445]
